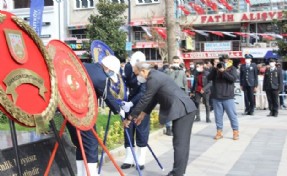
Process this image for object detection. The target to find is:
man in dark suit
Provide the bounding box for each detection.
[263,58,283,117]
[125,62,197,176]
[240,54,258,115]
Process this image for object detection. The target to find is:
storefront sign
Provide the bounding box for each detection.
[242,48,278,58]
[183,11,283,25]
[132,41,162,48]
[204,41,231,51]
[182,51,242,59]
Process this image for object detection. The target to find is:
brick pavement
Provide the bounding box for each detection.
[99,108,287,176]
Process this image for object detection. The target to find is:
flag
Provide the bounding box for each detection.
[218,0,233,11]
[222,32,236,38]
[141,26,152,37]
[260,34,274,40]
[154,27,167,40]
[188,2,205,15]
[178,5,191,15]
[201,0,218,11]
[245,0,251,4]
[209,31,224,37]
[194,30,209,37]
[234,32,249,38]
[30,0,44,36]
[182,29,196,36]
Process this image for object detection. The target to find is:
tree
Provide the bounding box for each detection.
[86,1,128,60]
[165,0,177,64]
[273,12,287,61]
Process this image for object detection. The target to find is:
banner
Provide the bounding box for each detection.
[30,0,44,35]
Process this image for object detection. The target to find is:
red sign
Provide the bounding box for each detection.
[132,41,164,48]
[200,11,283,24]
[182,51,242,59]
[130,17,164,26]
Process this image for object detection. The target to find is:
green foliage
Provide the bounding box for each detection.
[0,111,8,123]
[274,11,287,61]
[86,1,128,60]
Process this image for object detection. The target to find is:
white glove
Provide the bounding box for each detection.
[121,101,134,113]
[119,109,125,118]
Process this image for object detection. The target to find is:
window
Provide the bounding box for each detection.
[76,0,94,9]
[111,0,126,3]
[133,48,161,61]
[14,0,53,9]
[137,0,159,5]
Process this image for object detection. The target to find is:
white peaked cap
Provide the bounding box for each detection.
[130,51,146,66]
[101,55,120,74]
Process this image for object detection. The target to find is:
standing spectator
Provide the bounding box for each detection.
[256,64,268,110]
[126,62,197,176]
[277,63,286,109]
[240,54,258,115]
[164,56,188,136]
[263,58,283,117]
[209,58,220,111]
[192,62,212,123]
[208,55,239,140]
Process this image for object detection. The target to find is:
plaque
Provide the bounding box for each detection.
[47,40,98,131]
[90,40,114,63]
[0,11,57,129]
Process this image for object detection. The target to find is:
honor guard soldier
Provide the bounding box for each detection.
[67,55,125,176]
[121,51,150,170]
[263,58,283,117]
[240,54,258,115]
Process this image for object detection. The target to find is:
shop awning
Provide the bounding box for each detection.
[130,17,165,26]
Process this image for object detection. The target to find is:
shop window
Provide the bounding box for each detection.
[136,0,159,5]
[75,0,94,9]
[14,0,53,9]
[133,48,161,61]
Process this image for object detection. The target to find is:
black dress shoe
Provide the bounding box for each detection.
[249,112,254,116]
[139,165,144,170]
[242,112,249,115]
[267,111,273,117]
[121,163,134,169]
[274,113,278,117]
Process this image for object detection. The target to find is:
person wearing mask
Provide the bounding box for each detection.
[190,61,196,75]
[209,58,220,112]
[125,62,197,176]
[208,55,239,140]
[165,56,188,136]
[263,58,283,117]
[192,62,212,123]
[68,55,125,176]
[240,54,258,116]
[121,51,150,170]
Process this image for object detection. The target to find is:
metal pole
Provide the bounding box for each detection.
[128,0,132,57]
[56,0,61,40]
[98,110,112,175]
[9,119,22,176]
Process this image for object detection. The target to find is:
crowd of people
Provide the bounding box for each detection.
[73,51,286,176]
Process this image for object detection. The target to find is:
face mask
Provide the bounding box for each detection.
[190,65,194,69]
[137,75,146,83]
[245,59,251,64]
[172,64,180,68]
[269,62,276,68]
[196,68,203,72]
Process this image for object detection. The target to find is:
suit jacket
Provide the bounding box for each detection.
[263,67,283,92]
[191,70,212,94]
[130,70,197,124]
[240,63,258,87]
[84,63,121,114]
